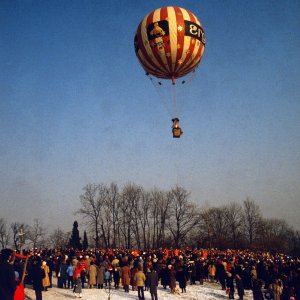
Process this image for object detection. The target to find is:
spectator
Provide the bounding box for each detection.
[121,262,131,293]
[169,265,176,294]
[0,248,16,300]
[97,263,105,289]
[134,265,146,300]
[226,272,235,299]
[235,274,244,300]
[73,264,82,298]
[148,266,159,300]
[31,257,45,300]
[41,261,50,291]
[66,261,74,289]
[87,261,97,288]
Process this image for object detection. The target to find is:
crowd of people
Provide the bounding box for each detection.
[0,247,300,300]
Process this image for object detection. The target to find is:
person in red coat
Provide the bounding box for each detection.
[121,263,131,293]
[14,271,25,300]
[77,257,87,288]
[73,264,82,298]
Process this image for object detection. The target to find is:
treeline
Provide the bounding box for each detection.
[1,182,299,256]
[0,218,75,252]
[76,182,300,256]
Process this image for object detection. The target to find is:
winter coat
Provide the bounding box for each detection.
[97,265,105,285]
[251,268,258,280]
[66,265,74,277]
[77,259,87,274]
[169,268,176,290]
[252,279,264,300]
[226,272,233,287]
[208,264,216,277]
[269,281,283,300]
[134,270,146,287]
[177,267,187,289]
[0,259,16,300]
[242,266,252,289]
[87,264,97,286]
[159,266,170,286]
[130,267,138,287]
[58,263,68,280]
[113,267,121,284]
[32,263,45,292]
[216,262,227,282]
[236,275,244,299]
[104,270,111,281]
[41,264,50,288]
[196,261,205,282]
[121,265,131,286]
[57,263,68,288]
[85,258,91,270]
[145,269,151,289]
[148,271,159,294]
[190,263,197,281]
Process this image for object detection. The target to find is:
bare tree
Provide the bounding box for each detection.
[167,185,199,247]
[211,206,228,248]
[242,198,262,247]
[107,182,120,248]
[73,181,300,253]
[121,183,143,249]
[150,189,160,248]
[137,190,151,248]
[199,207,215,248]
[224,202,243,249]
[288,230,300,257]
[258,218,293,252]
[97,185,112,248]
[11,222,29,251]
[0,218,10,248]
[118,189,130,248]
[26,219,46,249]
[149,189,172,248]
[77,183,108,248]
[48,228,70,249]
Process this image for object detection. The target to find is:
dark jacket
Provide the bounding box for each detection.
[0,259,16,300]
[148,271,159,294]
[159,266,170,287]
[177,266,187,289]
[32,261,45,291]
[252,279,264,300]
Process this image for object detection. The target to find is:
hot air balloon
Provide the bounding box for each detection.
[134,6,206,137]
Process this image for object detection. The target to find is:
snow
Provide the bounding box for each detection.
[24,280,254,300]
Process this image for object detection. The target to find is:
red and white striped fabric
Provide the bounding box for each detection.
[134,6,205,81]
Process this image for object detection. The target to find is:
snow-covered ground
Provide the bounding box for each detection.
[25,280,254,300]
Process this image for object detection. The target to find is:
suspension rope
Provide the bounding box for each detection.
[172,83,178,118]
[147,74,172,118]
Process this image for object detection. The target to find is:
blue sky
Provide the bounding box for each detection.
[1,0,299,232]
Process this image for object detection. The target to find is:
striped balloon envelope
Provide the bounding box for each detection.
[134,6,206,84]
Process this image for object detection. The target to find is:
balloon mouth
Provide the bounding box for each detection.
[140,64,199,82]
